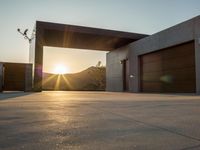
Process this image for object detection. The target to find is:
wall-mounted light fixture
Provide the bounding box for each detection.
[120,58,128,64]
[120,60,124,64]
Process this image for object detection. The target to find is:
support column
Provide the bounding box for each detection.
[34,44,43,92]
[33,23,44,92]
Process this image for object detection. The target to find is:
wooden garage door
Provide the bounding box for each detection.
[140,42,196,93]
[3,63,25,91]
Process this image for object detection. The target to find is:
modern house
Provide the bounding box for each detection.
[107,16,200,94]
[0,15,200,94]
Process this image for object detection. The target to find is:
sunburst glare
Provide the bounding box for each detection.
[53,64,69,75]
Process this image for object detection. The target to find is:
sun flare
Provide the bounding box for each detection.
[53,64,69,75]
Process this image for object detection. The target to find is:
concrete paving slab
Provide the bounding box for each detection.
[0,91,200,150]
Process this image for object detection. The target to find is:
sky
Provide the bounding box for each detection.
[0,0,200,73]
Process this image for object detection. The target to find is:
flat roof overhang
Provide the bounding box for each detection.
[32,21,148,91]
[36,21,148,51]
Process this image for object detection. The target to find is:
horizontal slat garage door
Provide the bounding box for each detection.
[3,63,25,91]
[140,42,196,93]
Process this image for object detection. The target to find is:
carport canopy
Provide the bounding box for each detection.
[31,21,148,91]
[36,21,148,51]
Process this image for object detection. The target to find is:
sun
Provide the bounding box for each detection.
[53,64,69,75]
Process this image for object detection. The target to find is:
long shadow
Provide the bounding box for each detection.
[0,91,33,101]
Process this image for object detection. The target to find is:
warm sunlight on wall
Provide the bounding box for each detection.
[43,47,107,74]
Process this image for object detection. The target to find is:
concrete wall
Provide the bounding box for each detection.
[106,46,129,91]
[128,15,200,93]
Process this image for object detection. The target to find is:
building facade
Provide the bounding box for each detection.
[27,15,200,94]
[107,16,200,94]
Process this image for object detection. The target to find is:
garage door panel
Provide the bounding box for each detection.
[140,42,195,93]
[142,62,162,73]
[141,52,162,64]
[163,67,195,81]
[163,81,196,93]
[4,82,25,91]
[142,72,163,82]
[4,63,25,91]
[163,55,195,71]
[163,43,195,59]
[141,82,162,93]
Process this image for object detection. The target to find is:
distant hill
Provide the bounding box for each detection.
[42,66,106,91]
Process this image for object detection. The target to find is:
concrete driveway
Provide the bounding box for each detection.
[0,91,200,150]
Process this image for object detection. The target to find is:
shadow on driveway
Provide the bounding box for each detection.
[0,91,33,101]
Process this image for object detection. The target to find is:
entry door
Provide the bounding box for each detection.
[123,59,129,91]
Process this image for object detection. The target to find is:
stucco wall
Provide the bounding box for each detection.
[106,46,129,91]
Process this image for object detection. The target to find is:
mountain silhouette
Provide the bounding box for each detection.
[42,66,105,91]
